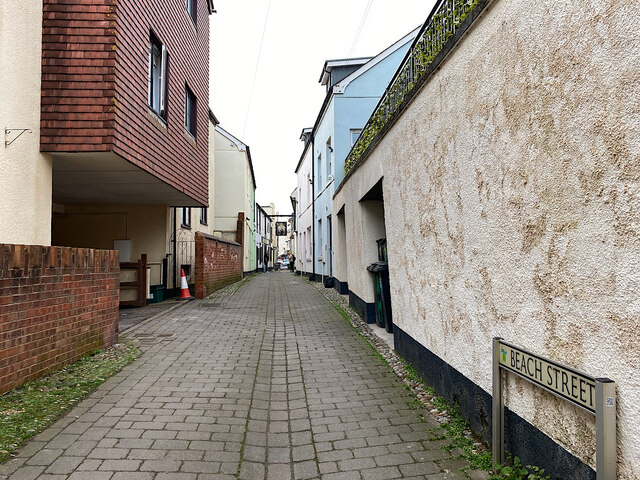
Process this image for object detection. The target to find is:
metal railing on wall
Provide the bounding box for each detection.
[344,0,487,175]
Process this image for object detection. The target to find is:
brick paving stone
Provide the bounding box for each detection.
[4,272,482,479]
[67,473,113,480]
[43,457,83,475]
[361,466,403,480]
[97,460,140,471]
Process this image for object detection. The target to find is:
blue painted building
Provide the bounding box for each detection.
[304,28,419,286]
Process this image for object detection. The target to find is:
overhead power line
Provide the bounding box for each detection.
[242,0,272,138]
[348,0,374,56]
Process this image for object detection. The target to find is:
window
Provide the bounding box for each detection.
[181,207,191,228]
[148,32,168,118]
[200,207,207,225]
[186,0,197,26]
[316,154,322,190]
[326,138,332,182]
[185,85,197,138]
[350,129,362,146]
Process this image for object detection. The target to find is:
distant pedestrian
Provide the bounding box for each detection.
[263,252,269,273]
[289,254,296,271]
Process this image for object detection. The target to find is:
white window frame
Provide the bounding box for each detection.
[326,138,332,183]
[148,33,167,118]
[350,128,362,147]
[186,0,197,26]
[185,85,197,139]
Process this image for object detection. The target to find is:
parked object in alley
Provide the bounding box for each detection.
[178,269,194,300]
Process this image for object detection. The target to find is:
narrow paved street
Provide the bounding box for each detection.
[1,272,470,480]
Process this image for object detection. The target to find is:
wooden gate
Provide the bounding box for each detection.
[119,254,148,307]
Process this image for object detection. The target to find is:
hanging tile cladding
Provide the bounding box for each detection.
[41,0,210,206]
[41,0,117,152]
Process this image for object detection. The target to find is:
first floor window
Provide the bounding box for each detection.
[185,85,197,138]
[350,129,362,146]
[200,207,207,225]
[148,32,168,118]
[181,207,191,227]
[186,0,197,25]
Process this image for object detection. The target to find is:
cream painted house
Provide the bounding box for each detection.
[213,125,256,275]
[294,129,314,277]
[334,0,640,478]
[0,1,52,246]
[171,111,219,289]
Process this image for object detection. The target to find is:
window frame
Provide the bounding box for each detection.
[326,138,332,182]
[148,32,168,120]
[186,0,197,26]
[200,207,207,226]
[185,84,197,139]
[350,129,362,147]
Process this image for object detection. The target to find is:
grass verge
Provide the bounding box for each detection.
[0,340,140,463]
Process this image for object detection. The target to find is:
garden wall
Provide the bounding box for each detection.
[0,244,119,394]
[194,233,242,298]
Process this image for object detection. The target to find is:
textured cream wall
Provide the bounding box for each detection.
[337,0,640,475]
[0,1,52,245]
[213,129,246,233]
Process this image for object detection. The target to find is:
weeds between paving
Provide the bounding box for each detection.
[310,276,550,480]
[0,340,140,464]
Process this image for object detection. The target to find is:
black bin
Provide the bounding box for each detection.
[367,238,393,333]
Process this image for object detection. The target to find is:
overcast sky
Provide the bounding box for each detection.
[209,0,437,214]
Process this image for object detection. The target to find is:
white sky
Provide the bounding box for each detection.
[209,0,437,214]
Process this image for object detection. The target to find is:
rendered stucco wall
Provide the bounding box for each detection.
[334,158,387,306]
[0,1,52,246]
[344,0,640,476]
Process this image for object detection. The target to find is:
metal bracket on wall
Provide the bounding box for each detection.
[5,128,32,147]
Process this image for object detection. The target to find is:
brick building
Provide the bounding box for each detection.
[1,0,215,296]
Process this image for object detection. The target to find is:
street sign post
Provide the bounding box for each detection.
[492,338,616,479]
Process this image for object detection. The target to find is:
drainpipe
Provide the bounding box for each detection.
[311,137,316,282]
[173,207,177,296]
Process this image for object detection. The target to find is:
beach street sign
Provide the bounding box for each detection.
[492,338,616,480]
[498,341,596,413]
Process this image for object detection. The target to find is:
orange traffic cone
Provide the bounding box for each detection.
[178,269,194,300]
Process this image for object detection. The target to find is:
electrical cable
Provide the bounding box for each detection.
[242,0,272,138]
[348,0,374,56]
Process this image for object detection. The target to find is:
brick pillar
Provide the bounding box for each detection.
[194,233,204,299]
[236,212,245,245]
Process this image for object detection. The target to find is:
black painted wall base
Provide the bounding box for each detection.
[334,279,349,295]
[348,290,375,324]
[394,326,595,480]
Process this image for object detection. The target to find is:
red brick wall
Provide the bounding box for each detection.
[194,233,242,299]
[41,0,210,205]
[236,212,245,245]
[0,244,120,395]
